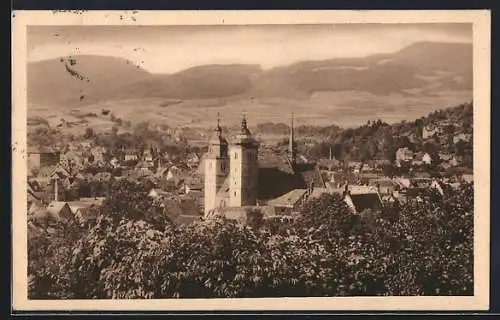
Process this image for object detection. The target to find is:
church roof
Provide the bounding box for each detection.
[266,189,308,208]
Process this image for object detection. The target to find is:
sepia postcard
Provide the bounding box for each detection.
[12,10,491,311]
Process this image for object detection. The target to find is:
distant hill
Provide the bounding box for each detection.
[27,41,472,107]
[28,55,151,106]
[103,64,263,101]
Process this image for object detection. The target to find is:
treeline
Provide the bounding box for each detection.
[28,179,473,299]
[302,102,473,164]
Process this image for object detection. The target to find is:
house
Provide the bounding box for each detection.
[422,153,432,165]
[360,162,376,173]
[453,133,472,144]
[348,161,363,170]
[28,146,60,171]
[317,158,342,171]
[162,166,182,181]
[93,172,112,182]
[209,205,276,226]
[124,150,139,162]
[413,171,432,179]
[60,150,82,168]
[412,152,431,166]
[187,153,201,169]
[184,175,203,194]
[266,188,308,211]
[343,186,383,214]
[46,201,73,221]
[449,157,459,167]
[68,197,104,224]
[110,157,120,168]
[411,178,433,189]
[142,149,153,162]
[394,178,411,190]
[368,178,398,195]
[461,174,474,184]
[148,188,169,199]
[371,159,391,168]
[438,153,453,162]
[422,125,441,139]
[136,161,154,172]
[381,193,398,203]
[396,147,414,162]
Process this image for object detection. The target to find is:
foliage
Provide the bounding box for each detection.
[303,103,473,167]
[28,180,474,298]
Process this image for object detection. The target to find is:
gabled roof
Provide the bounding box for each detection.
[309,187,342,199]
[368,179,397,189]
[46,201,70,217]
[349,185,378,195]
[266,189,307,208]
[28,146,58,154]
[348,193,383,213]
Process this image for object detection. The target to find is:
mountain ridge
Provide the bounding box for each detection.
[28,41,472,107]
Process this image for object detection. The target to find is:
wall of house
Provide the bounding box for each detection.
[28,153,41,171]
[40,152,60,167]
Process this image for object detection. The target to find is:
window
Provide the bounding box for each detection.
[234,191,237,197]
[234,152,238,159]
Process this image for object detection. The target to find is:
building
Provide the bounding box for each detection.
[453,133,472,144]
[228,115,260,208]
[461,174,474,184]
[28,146,60,172]
[344,189,383,214]
[204,113,325,218]
[422,125,441,139]
[422,153,432,165]
[395,147,414,162]
[309,184,383,214]
[124,150,139,162]
[368,178,398,195]
[203,114,230,214]
[46,201,73,221]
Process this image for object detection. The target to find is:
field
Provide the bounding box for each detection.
[28,89,472,137]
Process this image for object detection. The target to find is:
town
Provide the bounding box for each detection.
[27,102,473,230]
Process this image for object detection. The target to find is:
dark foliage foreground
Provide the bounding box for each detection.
[28,180,473,299]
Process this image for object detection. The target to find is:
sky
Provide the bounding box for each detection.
[27,24,472,74]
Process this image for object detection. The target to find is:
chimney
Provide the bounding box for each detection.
[54,177,59,202]
[288,113,296,167]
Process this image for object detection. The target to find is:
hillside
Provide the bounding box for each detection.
[28,41,472,106]
[28,55,152,106]
[102,64,263,101]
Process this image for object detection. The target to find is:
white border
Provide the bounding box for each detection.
[11,10,491,311]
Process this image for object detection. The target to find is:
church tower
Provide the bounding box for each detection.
[204,114,229,215]
[288,113,297,168]
[229,114,259,207]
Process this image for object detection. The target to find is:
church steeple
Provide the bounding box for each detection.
[215,112,222,137]
[240,113,251,136]
[208,112,228,158]
[288,112,297,166]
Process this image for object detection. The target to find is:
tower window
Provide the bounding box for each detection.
[234,191,237,197]
[234,152,238,159]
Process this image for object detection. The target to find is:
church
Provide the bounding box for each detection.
[203,113,326,221]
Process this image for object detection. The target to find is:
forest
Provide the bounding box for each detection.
[27,103,473,169]
[28,179,473,299]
